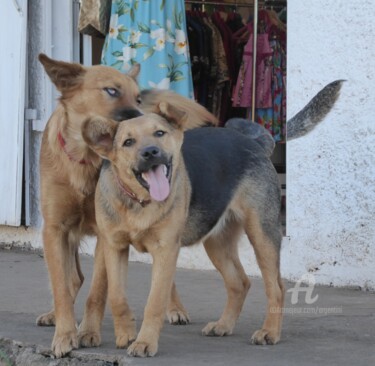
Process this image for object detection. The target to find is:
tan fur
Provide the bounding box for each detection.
[140,89,219,127]
[37,54,213,358]
[82,106,191,356]
[81,106,284,357]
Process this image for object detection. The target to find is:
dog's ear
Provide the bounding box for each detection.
[127,63,140,80]
[38,53,86,93]
[157,102,188,130]
[82,117,118,160]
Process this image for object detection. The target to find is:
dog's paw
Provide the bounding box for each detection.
[52,330,78,358]
[36,310,56,326]
[250,328,280,345]
[78,330,101,348]
[127,340,158,357]
[116,331,137,349]
[167,309,190,325]
[202,321,233,337]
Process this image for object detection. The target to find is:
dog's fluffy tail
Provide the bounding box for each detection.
[287,80,344,141]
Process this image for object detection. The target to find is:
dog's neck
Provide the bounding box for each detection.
[57,131,92,165]
[115,173,151,207]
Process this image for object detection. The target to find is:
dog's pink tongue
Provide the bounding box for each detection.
[142,165,170,202]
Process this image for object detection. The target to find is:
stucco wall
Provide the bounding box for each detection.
[285,0,375,289]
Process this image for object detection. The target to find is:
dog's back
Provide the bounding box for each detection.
[181,123,279,246]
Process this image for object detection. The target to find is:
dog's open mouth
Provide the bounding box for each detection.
[134,163,172,202]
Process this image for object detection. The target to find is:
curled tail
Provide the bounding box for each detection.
[287,80,345,141]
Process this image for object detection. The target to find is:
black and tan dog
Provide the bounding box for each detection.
[80,78,343,357]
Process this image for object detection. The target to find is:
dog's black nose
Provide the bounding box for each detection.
[141,146,161,160]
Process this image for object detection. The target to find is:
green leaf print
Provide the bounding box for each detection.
[134,0,139,11]
[130,8,135,22]
[138,22,151,33]
[143,47,155,61]
[133,43,149,49]
[158,64,169,69]
[111,60,123,70]
[173,75,186,82]
[116,1,131,17]
[174,6,181,30]
[112,51,123,57]
[117,32,128,44]
[160,0,166,10]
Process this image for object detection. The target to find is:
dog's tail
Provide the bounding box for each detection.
[287,80,344,141]
[225,118,275,157]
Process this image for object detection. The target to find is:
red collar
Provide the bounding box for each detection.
[58,132,92,165]
[115,174,151,207]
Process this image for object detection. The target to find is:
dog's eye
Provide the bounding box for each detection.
[104,87,120,98]
[154,130,166,138]
[123,138,135,147]
[136,96,142,105]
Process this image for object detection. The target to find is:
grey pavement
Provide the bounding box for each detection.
[0,248,374,366]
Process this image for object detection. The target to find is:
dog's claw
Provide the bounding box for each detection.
[127,340,158,357]
[78,330,101,348]
[202,321,233,337]
[250,329,280,345]
[52,331,78,358]
[36,310,56,326]
[116,332,137,349]
[168,309,190,325]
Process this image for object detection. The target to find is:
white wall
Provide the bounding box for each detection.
[286,0,375,289]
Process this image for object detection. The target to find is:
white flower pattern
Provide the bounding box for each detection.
[102,0,193,98]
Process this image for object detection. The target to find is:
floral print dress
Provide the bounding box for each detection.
[102,0,194,98]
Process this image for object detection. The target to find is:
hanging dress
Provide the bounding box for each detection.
[102,0,194,99]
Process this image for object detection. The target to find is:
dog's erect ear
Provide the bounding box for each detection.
[157,102,188,130]
[82,117,118,160]
[38,53,86,93]
[127,63,140,80]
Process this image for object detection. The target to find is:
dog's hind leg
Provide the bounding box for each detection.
[202,219,250,337]
[244,209,285,345]
[79,240,108,348]
[37,239,84,327]
[167,282,190,325]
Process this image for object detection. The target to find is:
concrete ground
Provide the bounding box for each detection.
[0,248,374,366]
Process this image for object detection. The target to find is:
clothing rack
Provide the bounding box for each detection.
[185,0,262,8]
[185,0,286,121]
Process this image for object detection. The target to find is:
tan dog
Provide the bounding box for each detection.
[81,104,283,357]
[37,54,217,358]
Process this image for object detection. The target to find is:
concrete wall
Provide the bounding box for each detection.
[285,0,375,289]
[1,0,374,290]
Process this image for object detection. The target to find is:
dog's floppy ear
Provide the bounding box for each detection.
[127,63,140,80]
[157,102,188,130]
[38,53,86,93]
[82,117,118,160]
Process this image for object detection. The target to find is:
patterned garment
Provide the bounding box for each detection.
[255,39,286,142]
[102,0,194,98]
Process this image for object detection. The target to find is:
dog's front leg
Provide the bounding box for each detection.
[127,242,180,357]
[79,239,108,348]
[105,242,137,348]
[42,226,78,358]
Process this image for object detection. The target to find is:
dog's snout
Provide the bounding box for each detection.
[141,146,161,160]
